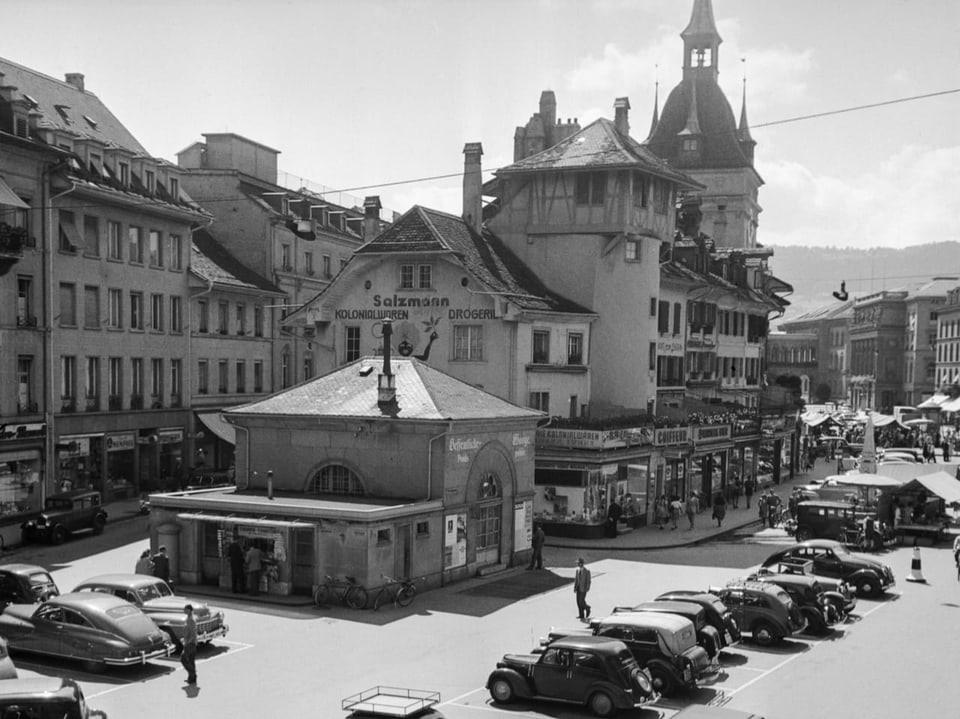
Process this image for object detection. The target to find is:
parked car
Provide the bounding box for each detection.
[733,572,836,635]
[0,677,106,718]
[754,558,858,617]
[709,582,806,646]
[0,564,60,610]
[0,592,172,670]
[0,639,17,680]
[792,500,861,542]
[655,590,742,647]
[545,612,713,697]
[762,539,895,597]
[72,573,228,650]
[612,600,722,664]
[487,635,655,717]
[20,490,107,545]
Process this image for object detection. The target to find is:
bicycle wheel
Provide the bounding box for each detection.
[345,586,368,610]
[313,585,333,607]
[373,589,388,611]
[396,584,416,607]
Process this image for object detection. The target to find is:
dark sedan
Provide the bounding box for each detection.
[762,539,895,597]
[655,591,742,647]
[0,592,172,670]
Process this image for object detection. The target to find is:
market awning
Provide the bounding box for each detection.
[0,177,28,209]
[941,397,960,413]
[892,472,960,507]
[176,512,313,529]
[801,413,837,428]
[196,412,236,445]
[917,394,948,409]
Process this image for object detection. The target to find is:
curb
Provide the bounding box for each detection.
[545,518,766,552]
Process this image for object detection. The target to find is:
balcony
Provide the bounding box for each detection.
[60,397,76,413]
[129,394,143,409]
[16,401,38,415]
[150,396,163,409]
[85,396,99,412]
[108,395,122,411]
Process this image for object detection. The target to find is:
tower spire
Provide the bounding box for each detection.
[681,0,722,81]
[738,60,756,163]
[646,75,660,142]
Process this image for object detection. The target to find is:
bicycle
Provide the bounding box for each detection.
[372,574,417,611]
[314,575,368,610]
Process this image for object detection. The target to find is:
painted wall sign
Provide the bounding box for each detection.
[157,429,184,444]
[693,425,731,443]
[105,433,136,452]
[657,339,685,355]
[536,427,653,450]
[654,426,691,446]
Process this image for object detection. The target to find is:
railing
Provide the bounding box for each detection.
[60,398,76,413]
[17,401,38,415]
[129,394,143,409]
[108,395,122,410]
[85,396,99,411]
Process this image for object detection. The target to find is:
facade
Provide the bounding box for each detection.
[902,278,954,406]
[0,58,209,546]
[775,300,853,404]
[148,350,543,595]
[849,290,908,411]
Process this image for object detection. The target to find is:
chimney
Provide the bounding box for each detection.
[614,97,630,135]
[363,195,382,241]
[462,142,483,233]
[378,319,397,407]
[64,73,85,93]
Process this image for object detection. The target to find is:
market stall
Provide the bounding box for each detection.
[889,471,960,544]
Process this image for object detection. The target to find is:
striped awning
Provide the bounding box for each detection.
[0,176,28,209]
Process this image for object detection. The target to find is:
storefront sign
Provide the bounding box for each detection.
[514,500,532,553]
[654,426,690,446]
[449,436,481,464]
[0,423,45,441]
[106,433,136,452]
[58,436,91,458]
[693,425,731,443]
[0,449,41,463]
[536,427,653,450]
[157,429,184,444]
[656,339,685,355]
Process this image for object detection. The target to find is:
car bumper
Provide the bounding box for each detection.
[102,645,172,666]
[198,624,229,642]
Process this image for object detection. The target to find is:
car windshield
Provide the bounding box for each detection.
[28,572,56,593]
[45,498,73,511]
[827,544,851,556]
[135,581,174,602]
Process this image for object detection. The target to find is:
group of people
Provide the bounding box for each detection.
[135,536,265,597]
[135,545,172,585]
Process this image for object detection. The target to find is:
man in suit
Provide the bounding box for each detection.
[574,557,592,621]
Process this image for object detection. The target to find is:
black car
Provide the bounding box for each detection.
[21,490,107,545]
[0,564,60,610]
[710,582,806,646]
[734,573,837,635]
[655,591,742,647]
[762,539,895,597]
[613,600,723,663]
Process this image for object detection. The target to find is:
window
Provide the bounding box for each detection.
[131,358,143,396]
[17,356,33,411]
[128,226,143,263]
[253,360,263,393]
[83,215,100,256]
[86,356,100,400]
[198,299,209,333]
[649,342,657,371]
[108,357,122,399]
[532,330,550,364]
[281,351,291,388]
[633,173,648,208]
[303,355,314,380]
[144,169,155,193]
[170,296,182,333]
[377,529,391,544]
[673,302,682,335]
[567,332,584,364]
[169,234,183,270]
[575,172,605,206]
[281,245,291,271]
[307,464,365,496]
[218,360,228,393]
[345,326,361,363]
[108,289,122,328]
[236,304,246,335]
[323,254,332,279]
[653,181,671,214]
[254,306,264,337]
[118,162,129,186]
[151,358,163,398]
[658,300,670,333]
[305,252,314,275]
[400,263,432,289]
[16,276,33,326]
[197,360,209,394]
[130,292,144,330]
[169,177,179,199]
[625,238,641,262]
[453,325,483,361]
[150,294,163,331]
[649,297,657,317]
[108,221,122,260]
[59,283,76,326]
[171,359,182,399]
[61,355,76,400]
[58,210,79,252]
[529,391,549,412]
[236,361,246,393]
[218,301,229,334]
[148,230,163,267]
[84,285,100,329]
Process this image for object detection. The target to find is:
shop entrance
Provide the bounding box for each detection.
[476,503,501,565]
[394,524,411,579]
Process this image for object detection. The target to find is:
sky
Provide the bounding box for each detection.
[5,0,960,251]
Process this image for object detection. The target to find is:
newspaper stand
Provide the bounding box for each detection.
[341,687,441,718]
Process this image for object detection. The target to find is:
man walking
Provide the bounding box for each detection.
[574,557,591,621]
[744,474,755,509]
[527,524,546,570]
[181,604,198,684]
[227,535,246,593]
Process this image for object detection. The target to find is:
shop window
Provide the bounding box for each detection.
[203,523,220,559]
[377,529,391,544]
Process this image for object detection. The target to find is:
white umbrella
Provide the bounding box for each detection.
[830,472,902,488]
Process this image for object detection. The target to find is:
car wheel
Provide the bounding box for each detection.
[52,526,68,545]
[827,598,847,621]
[92,515,106,535]
[589,690,616,717]
[802,607,827,635]
[489,678,514,704]
[751,620,780,646]
[796,526,813,541]
[649,665,677,697]
[856,578,878,597]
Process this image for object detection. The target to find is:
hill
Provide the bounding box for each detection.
[766,241,960,329]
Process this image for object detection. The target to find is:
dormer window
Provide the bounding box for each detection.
[23,94,39,110]
[682,138,698,152]
[144,170,155,193]
[54,105,72,124]
[118,162,129,186]
[169,177,179,200]
[400,263,432,290]
[83,115,98,130]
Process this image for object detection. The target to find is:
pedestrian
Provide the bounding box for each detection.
[245,543,263,596]
[685,494,696,530]
[181,604,198,684]
[654,496,669,530]
[942,439,951,463]
[712,491,726,527]
[152,546,171,585]
[744,474,755,509]
[606,498,622,538]
[952,532,960,576]
[528,524,546,570]
[669,496,683,530]
[573,557,592,621]
[766,490,782,528]
[135,549,153,575]
[732,477,742,508]
[227,535,246,592]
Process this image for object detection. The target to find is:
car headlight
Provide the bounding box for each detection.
[635,669,653,694]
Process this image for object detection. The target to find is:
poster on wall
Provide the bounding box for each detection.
[444,512,466,568]
[514,500,532,552]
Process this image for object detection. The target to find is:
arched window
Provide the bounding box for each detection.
[478,472,501,501]
[307,464,365,496]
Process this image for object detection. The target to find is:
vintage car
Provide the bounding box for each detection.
[792,500,860,542]
[709,582,806,646]
[762,539,895,597]
[20,490,107,545]
[754,559,858,617]
[487,635,655,717]
[0,592,172,670]
[0,564,60,610]
[0,677,106,718]
[612,600,722,664]
[72,573,228,649]
[655,591,742,647]
[545,612,713,697]
[732,573,837,635]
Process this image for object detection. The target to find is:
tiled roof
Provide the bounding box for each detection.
[0,57,147,154]
[190,229,282,294]
[355,206,593,315]
[226,357,546,421]
[496,118,702,189]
